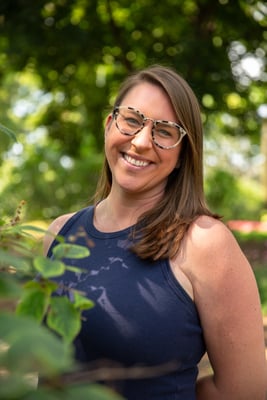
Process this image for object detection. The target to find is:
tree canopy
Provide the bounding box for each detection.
[0,0,266,220]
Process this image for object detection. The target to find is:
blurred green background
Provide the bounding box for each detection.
[0,0,267,224]
[0,4,266,393]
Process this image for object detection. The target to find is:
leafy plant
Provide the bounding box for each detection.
[0,203,124,400]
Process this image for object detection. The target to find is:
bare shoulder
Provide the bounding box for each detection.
[189,215,233,244]
[43,212,75,255]
[187,215,243,266]
[187,216,267,398]
[185,214,255,287]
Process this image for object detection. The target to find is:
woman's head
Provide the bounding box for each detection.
[95,65,217,259]
[96,65,204,213]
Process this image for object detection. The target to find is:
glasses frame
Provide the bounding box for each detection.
[112,106,187,150]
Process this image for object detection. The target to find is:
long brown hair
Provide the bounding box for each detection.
[94,65,218,260]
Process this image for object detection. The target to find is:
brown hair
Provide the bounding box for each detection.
[94,65,218,260]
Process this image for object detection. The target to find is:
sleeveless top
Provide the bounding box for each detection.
[47,206,206,400]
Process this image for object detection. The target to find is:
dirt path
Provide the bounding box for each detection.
[198,316,267,378]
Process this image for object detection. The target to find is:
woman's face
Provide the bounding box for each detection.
[105,82,183,200]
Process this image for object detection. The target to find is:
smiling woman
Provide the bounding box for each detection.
[43,65,267,400]
[103,81,183,202]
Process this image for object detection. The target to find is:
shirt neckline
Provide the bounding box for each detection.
[85,206,135,239]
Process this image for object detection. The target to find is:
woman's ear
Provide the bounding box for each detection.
[104,114,113,139]
[105,114,113,130]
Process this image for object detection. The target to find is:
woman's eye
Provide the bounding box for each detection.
[157,128,172,137]
[125,117,141,126]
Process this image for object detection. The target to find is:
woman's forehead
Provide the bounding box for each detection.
[120,82,177,121]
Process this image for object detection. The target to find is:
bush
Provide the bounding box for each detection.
[205,169,263,221]
[0,203,124,400]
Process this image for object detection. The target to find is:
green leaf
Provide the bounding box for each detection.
[0,313,73,375]
[0,122,17,142]
[22,387,62,400]
[0,249,31,271]
[20,224,48,235]
[24,279,58,292]
[65,384,125,400]
[33,256,66,278]
[52,243,90,260]
[65,265,87,274]
[0,274,22,298]
[0,373,33,399]
[21,385,124,400]
[73,291,94,311]
[47,297,81,343]
[16,288,50,322]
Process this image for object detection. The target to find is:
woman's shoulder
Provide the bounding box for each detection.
[189,215,235,249]
[171,216,240,298]
[43,212,75,255]
[190,216,267,398]
[184,215,248,276]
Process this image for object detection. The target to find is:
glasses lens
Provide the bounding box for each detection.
[116,108,143,135]
[153,122,181,148]
[114,107,186,149]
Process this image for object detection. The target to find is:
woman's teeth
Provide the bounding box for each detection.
[124,154,149,167]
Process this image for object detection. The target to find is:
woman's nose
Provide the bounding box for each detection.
[130,122,153,149]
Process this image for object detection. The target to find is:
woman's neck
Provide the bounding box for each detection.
[94,189,163,232]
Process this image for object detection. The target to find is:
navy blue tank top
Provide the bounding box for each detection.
[47,206,205,399]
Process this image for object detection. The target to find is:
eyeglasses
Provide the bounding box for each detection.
[112,106,187,150]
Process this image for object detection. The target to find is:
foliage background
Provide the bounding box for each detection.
[0,2,267,397]
[0,0,267,222]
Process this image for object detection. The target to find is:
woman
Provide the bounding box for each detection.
[44,65,267,399]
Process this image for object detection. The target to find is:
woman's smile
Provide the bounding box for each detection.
[105,82,182,196]
[122,152,151,168]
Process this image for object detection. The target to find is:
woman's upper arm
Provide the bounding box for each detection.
[43,213,74,256]
[187,217,267,399]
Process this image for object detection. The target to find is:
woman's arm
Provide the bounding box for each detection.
[185,217,267,400]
